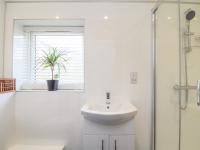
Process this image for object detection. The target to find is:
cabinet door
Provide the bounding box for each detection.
[109,135,135,150]
[83,135,109,150]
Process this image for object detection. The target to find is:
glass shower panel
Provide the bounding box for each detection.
[179,3,200,150]
[154,3,180,150]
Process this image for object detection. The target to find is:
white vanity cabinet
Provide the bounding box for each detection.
[82,107,136,150]
[83,134,135,150]
[109,135,135,150]
[83,135,109,150]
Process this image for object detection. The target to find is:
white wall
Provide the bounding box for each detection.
[4,2,153,150]
[0,0,5,77]
[0,4,15,150]
[0,93,15,150]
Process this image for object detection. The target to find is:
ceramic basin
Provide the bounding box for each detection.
[81,101,138,125]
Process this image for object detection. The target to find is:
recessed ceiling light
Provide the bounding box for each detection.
[55,16,60,19]
[104,16,109,20]
[167,16,172,20]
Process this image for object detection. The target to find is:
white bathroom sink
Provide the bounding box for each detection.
[81,101,138,125]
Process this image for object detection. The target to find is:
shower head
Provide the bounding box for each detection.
[185,9,196,21]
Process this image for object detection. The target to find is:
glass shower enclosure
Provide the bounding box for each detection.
[152,1,200,150]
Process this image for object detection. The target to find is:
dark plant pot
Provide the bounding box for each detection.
[47,80,59,91]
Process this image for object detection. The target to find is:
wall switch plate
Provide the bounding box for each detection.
[130,72,137,84]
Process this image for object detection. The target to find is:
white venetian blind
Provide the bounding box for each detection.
[30,31,84,89]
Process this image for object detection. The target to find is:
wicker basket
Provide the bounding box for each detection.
[0,79,16,93]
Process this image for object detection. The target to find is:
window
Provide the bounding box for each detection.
[13,22,84,90]
[31,32,84,85]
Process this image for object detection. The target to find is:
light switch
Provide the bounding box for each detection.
[130,72,137,84]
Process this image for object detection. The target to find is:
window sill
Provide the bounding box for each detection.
[0,91,16,94]
[16,89,85,93]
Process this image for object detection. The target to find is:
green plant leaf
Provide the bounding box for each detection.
[37,47,69,80]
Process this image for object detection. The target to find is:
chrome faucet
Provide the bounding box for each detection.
[106,92,111,104]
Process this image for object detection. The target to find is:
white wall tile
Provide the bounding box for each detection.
[0,93,15,150]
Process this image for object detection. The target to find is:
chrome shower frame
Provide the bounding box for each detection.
[151,5,158,150]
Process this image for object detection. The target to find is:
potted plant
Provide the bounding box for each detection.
[38,47,68,91]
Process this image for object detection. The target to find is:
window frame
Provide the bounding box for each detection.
[20,29,85,91]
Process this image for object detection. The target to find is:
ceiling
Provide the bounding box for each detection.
[4,0,158,2]
[4,0,200,3]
